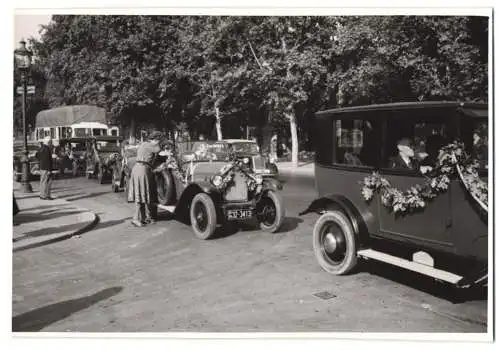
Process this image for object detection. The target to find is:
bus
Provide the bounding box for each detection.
[35,105,119,146]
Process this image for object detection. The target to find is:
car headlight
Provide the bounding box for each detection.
[255,175,263,185]
[243,157,250,164]
[212,175,223,187]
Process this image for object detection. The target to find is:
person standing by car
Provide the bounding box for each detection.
[128,131,163,227]
[36,138,53,200]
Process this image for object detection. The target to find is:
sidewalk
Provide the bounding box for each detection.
[276,161,314,176]
[12,188,98,252]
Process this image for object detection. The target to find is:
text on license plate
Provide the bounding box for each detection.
[227,209,253,220]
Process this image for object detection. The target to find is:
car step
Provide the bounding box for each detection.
[357,248,463,284]
[157,204,176,212]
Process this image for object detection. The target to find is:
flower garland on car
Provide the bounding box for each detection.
[361,141,488,214]
[165,152,188,184]
[213,160,263,195]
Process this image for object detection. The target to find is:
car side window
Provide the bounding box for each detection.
[333,119,379,167]
[383,117,449,170]
[472,120,488,169]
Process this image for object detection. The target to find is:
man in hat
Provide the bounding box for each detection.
[390,138,419,170]
[36,138,54,200]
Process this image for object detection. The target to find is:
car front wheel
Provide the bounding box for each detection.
[257,190,285,233]
[312,211,358,275]
[190,193,217,240]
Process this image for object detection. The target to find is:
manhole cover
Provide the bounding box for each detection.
[313,291,337,300]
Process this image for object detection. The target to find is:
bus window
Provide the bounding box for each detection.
[74,128,87,137]
[92,128,107,136]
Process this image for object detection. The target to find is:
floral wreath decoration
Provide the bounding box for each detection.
[361,141,488,214]
[211,159,264,195]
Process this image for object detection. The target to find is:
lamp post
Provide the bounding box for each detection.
[14,40,33,193]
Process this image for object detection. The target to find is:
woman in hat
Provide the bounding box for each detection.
[128,131,164,227]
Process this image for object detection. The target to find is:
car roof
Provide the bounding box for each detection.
[316,101,488,118]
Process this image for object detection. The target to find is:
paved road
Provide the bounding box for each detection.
[12,174,487,332]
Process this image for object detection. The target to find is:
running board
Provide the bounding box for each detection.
[357,248,463,285]
[157,204,176,213]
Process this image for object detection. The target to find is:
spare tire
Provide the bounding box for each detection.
[156,169,174,205]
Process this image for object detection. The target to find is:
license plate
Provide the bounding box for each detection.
[227,209,253,220]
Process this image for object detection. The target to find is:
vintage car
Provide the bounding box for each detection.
[300,101,488,288]
[223,139,279,178]
[84,136,123,184]
[118,140,285,239]
[13,141,47,181]
[53,140,86,177]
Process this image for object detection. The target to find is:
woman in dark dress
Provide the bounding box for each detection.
[128,131,164,227]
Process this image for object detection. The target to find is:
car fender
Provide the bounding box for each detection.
[299,194,371,242]
[174,182,223,224]
[262,177,283,192]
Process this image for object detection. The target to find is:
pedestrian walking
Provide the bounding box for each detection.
[36,138,53,200]
[127,131,164,227]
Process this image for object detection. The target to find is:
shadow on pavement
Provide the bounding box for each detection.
[12,286,123,332]
[62,192,110,202]
[96,218,129,230]
[277,217,304,233]
[14,210,86,225]
[13,221,91,241]
[358,259,488,304]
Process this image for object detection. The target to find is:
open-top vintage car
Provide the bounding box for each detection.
[118,139,285,239]
[84,136,123,184]
[223,139,279,178]
[300,101,488,288]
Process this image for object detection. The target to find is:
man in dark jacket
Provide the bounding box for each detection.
[36,139,53,200]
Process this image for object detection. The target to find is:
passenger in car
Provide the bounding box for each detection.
[390,138,418,170]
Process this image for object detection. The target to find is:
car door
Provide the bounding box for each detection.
[375,112,454,253]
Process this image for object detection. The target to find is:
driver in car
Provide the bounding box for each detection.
[390,138,419,170]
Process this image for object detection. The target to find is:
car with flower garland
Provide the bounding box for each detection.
[152,140,285,239]
[300,102,488,288]
[223,139,279,178]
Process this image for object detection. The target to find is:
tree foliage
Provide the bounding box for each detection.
[24,15,488,155]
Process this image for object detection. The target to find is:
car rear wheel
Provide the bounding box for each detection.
[190,193,217,240]
[156,169,174,205]
[257,190,285,233]
[313,211,358,275]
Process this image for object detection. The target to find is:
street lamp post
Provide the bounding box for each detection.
[14,40,33,193]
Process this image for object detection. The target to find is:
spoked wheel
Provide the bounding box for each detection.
[257,190,285,233]
[190,193,217,240]
[313,211,358,275]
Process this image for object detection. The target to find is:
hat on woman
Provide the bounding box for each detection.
[148,131,164,141]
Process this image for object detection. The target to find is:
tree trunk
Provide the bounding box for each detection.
[286,113,299,168]
[215,105,223,141]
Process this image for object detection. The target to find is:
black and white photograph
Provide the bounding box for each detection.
[5,1,494,347]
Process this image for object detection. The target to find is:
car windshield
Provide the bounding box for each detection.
[176,141,230,161]
[230,142,259,154]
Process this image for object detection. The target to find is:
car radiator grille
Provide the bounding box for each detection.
[225,172,248,202]
[252,155,265,171]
